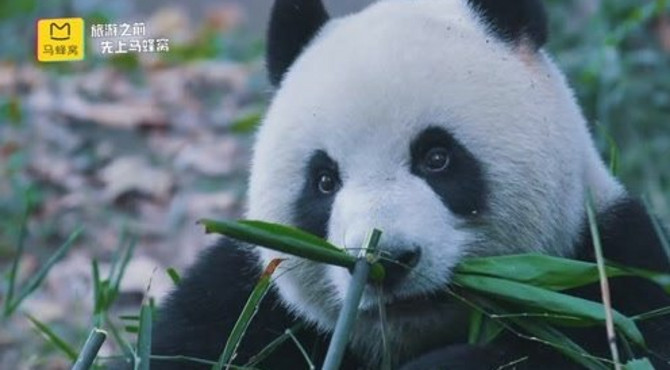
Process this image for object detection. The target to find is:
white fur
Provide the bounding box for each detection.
[247,0,625,365]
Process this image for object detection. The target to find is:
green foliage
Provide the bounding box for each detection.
[231,108,265,134]
[3,225,83,317]
[166,267,181,285]
[205,218,670,369]
[91,230,137,322]
[214,259,282,370]
[135,303,152,370]
[546,0,670,219]
[0,96,23,126]
[0,0,36,20]
[25,313,79,361]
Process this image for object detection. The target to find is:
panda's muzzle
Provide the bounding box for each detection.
[376,246,422,289]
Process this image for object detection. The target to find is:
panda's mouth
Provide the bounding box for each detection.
[389,292,450,308]
[361,291,453,317]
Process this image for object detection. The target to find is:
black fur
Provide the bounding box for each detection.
[150,239,363,370]
[410,127,488,217]
[467,0,548,49]
[267,0,329,86]
[150,198,670,369]
[293,150,341,239]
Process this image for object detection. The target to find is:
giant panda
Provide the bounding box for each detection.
[149,0,670,369]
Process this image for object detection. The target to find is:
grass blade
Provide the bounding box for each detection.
[72,328,107,370]
[107,235,137,310]
[3,192,32,317]
[25,313,78,361]
[135,303,153,370]
[214,258,283,370]
[632,306,670,321]
[245,323,305,367]
[642,197,670,264]
[586,191,622,369]
[6,227,83,316]
[91,259,104,320]
[286,329,315,370]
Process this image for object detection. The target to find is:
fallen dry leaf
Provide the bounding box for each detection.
[99,156,174,201]
[174,136,239,176]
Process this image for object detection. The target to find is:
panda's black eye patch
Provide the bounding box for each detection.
[293,150,341,238]
[410,127,487,217]
[308,151,341,196]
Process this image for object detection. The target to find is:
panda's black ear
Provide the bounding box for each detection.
[267,0,329,86]
[467,0,548,50]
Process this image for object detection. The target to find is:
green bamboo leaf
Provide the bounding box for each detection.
[605,263,670,294]
[214,259,283,370]
[25,313,78,361]
[200,219,385,282]
[623,358,655,370]
[219,219,342,252]
[453,274,646,347]
[166,267,181,285]
[467,310,503,345]
[457,254,670,294]
[468,296,610,370]
[456,254,627,291]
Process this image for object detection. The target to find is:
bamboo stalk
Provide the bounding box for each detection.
[72,328,107,370]
[322,230,382,370]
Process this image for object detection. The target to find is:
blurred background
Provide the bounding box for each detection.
[0,0,668,368]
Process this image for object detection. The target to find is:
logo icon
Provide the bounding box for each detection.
[37,18,85,62]
[49,22,71,40]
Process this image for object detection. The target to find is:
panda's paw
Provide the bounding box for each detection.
[398,344,503,370]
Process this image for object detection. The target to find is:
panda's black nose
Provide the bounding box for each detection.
[378,247,422,289]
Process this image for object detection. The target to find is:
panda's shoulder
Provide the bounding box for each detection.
[149,240,299,369]
[160,239,261,318]
[571,196,670,363]
[576,197,669,272]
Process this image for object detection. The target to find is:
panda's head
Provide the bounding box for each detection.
[248,0,624,362]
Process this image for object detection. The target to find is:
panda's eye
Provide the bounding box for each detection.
[423,147,450,172]
[317,172,338,194]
